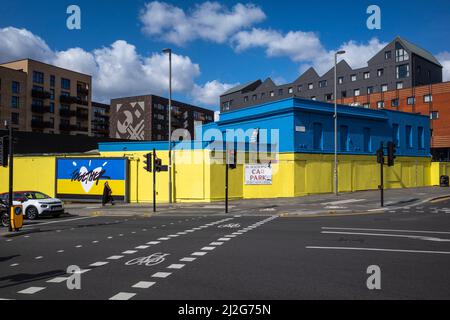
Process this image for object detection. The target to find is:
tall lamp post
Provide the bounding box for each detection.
[162,48,173,204]
[334,50,346,196]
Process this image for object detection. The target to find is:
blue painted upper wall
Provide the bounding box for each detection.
[101,98,430,157]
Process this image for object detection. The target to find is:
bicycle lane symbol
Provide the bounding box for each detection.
[125,253,170,267]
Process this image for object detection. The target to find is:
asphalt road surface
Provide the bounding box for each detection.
[1,200,450,300]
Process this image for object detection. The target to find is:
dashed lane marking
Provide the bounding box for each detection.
[167,264,185,270]
[108,255,124,260]
[180,257,196,262]
[132,281,155,289]
[123,250,137,254]
[321,227,450,235]
[10,263,19,267]
[109,292,136,300]
[210,242,223,246]
[47,277,68,283]
[306,246,450,255]
[147,241,160,245]
[201,247,216,251]
[218,238,231,241]
[135,245,150,249]
[152,272,172,278]
[90,262,109,267]
[18,287,46,295]
[192,252,207,256]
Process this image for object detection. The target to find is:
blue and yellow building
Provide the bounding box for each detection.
[1,98,448,203]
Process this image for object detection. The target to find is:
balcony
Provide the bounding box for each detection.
[59,109,76,117]
[31,104,51,114]
[31,119,53,129]
[76,109,89,119]
[60,95,78,104]
[77,87,89,95]
[31,89,51,99]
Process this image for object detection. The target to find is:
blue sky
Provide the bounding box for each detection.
[1,0,449,109]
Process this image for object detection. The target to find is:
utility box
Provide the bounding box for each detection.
[440,175,449,187]
[10,205,23,231]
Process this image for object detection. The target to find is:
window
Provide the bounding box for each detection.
[222,101,230,111]
[32,99,43,107]
[396,64,410,79]
[324,93,333,101]
[392,99,399,107]
[395,43,409,62]
[377,68,384,77]
[363,103,370,109]
[11,96,19,108]
[418,127,424,149]
[61,78,71,90]
[396,82,403,90]
[354,89,360,96]
[12,81,20,94]
[270,91,274,97]
[61,91,70,97]
[50,89,55,100]
[381,84,388,92]
[297,85,303,92]
[244,96,248,102]
[308,83,313,90]
[49,102,55,113]
[33,71,44,84]
[288,87,293,94]
[311,96,316,101]
[367,86,374,94]
[406,126,413,148]
[351,74,357,82]
[385,51,392,60]
[11,112,19,125]
[430,111,439,120]
[261,92,265,99]
[50,75,55,87]
[363,128,371,152]
[278,89,283,96]
[341,91,347,98]
[252,94,257,101]
[377,101,385,109]
[313,123,323,150]
[364,72,370,79]
[319,80,327,88]
[393,124,400,147]
[424,94,432,103]
[340,125,349,152]
[338,77,344,84]
[407,96,416,105]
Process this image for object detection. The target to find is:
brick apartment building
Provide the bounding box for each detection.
[92,101,110,138]
[0,59,92,135]
[110,95,214,141]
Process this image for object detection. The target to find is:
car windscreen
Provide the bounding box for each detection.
[33,192,51,199]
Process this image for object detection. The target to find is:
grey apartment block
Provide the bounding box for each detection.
[110,95,214,141]
[220,37,443,112]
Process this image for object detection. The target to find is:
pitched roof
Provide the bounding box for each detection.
[397,37,442,67]
[221,80,262,96]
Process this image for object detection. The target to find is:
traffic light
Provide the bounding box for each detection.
[154,158,162,172]
[376,148,384,165]
[0,136,8,167]
[387,141,397,167]
[143,153,152,172]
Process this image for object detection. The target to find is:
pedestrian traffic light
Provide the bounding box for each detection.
[0,136,8,167]
[387,141,397,167]
[143,153,152,172]
[376,148,384,164]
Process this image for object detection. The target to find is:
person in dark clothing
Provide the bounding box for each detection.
[102,181,115,206]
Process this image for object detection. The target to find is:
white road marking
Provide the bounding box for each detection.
[47,277,68,283]
[123,250,137,254]
[147,241,160,245]
[321,199,366,206]
[107,255,124,260]
[35,256,43,260]
[57,250,64,253]
[152,272,171,278]
[90,262,109,267]
[201,247,216,251]
[132,281,155,289]
[218,238,231,241]
[18,287,46,294]
[119,234,124,237]
[322,227,450,235]
[306,246,450,255]
[107,236,113,239]
[192,252,207,256]
[75,269,91,274]
[75,245,82,248]
[10,263,19,267]
[167,264,185,269]
[322,231,450,242]
[210,242,223,246]
[225,235,237,238]
[109,292,136,300]
[92,241,99,244]
[22,216,93,229]
[180,257,196,262]
[158,237,170,241]
[168,235,179,238]
[135,245,149,249]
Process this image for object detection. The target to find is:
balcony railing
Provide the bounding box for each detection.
[31,104,51,114]
[31,119,53,129]
[31,90,51,99]
[59,109,76,117]
[76,109,89,119]
[77,87,89,95]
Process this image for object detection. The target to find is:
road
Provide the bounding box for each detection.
[0,200,450,300]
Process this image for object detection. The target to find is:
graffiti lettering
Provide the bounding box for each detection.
[71,168,108,186]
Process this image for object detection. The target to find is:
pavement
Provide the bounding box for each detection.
[0,198,449,300]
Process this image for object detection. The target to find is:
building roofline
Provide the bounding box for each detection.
[0,58,93,78]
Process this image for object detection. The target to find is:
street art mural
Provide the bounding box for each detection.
[115,101,145,140]
[56,158,128,201]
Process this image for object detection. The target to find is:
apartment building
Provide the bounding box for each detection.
[92,101,110,138]
[0,59,92,135]
[220,37,443,112]
[339,81,450,161]
[0,66,28,131]
[110,94,214,141]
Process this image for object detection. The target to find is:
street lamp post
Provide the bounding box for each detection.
[163,48,173,204]
[334,50,346,196]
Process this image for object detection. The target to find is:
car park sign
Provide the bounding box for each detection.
[245,164,272,185]
[56,158,128,201]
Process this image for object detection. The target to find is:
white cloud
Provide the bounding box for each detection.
[192,80,238,106]
[437,52,450,81]
[139,1,266,45]
[0,26,232,108]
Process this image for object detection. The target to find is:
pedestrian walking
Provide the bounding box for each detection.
[102,181,115,206]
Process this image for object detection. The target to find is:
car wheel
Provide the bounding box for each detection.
[1,213,9,228]
[26,206,39,220]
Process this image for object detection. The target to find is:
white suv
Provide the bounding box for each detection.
[0,191,64,220]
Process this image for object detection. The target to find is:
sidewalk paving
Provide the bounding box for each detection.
[63,186,450,216]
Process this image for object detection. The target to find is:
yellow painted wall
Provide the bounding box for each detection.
[0,151,443,203]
